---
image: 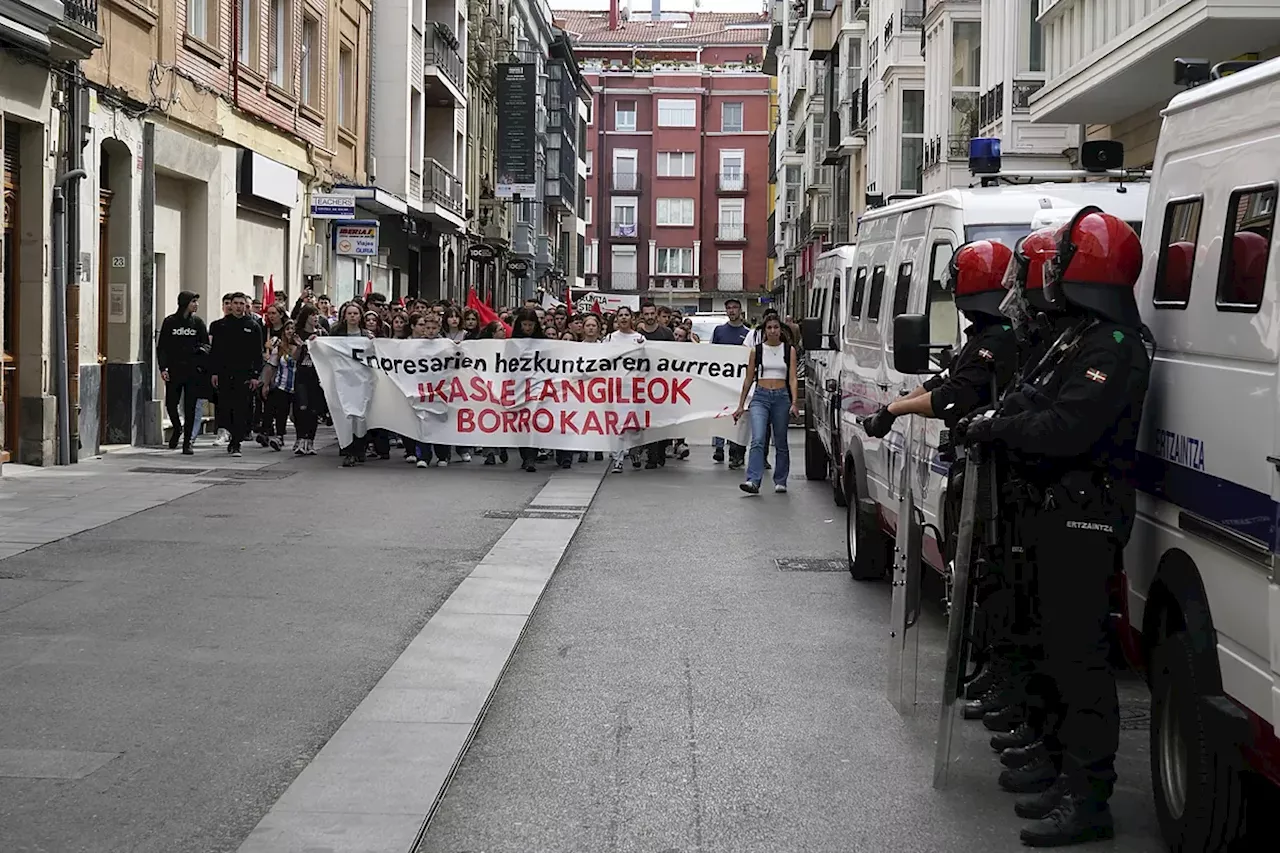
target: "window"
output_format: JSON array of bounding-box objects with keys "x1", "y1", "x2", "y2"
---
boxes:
[
  {"x1": 849, "y1": 266, "x2": 868, "y2": 318},
  {"x1": 338, "y1": 44, "x2": 354, "y2": 129},
  {"x1": 892, "y1": 262, "x2": 914, "y2": 318},
  {"x1": 1153, "y1": 198, "x2": 1202, "y2": 309},
  {"x1": 900, "y1": 90, "x2": 924, "y2": 194},
  {"x1": 926, "y1": 243, "x2": 958, "y2": 350},
  {"x1": 719, "y1": 149, "x2": 744, "y2": 190},
  {"x1": 656, "y1": 247, "x2": 694, "y2": 275},
  {"x1": 585, "y1": 196, "x2": 592, "y2": 224},
  {"x1": 657, "y1": 152, "x2": 695, "y2": 178},
  {"x1": 719, "y1": 198, "x2": 744, "y2": 240},
  {"x1": 867, "y1": 265, "x2": 887, "y2": 320},
  {"x1": 1025, "y1": 0, "x2": 1044, "y2": 73},
  {"x1": 657, "y1": 99, "x2": 696, "y2": 127},
  {"x1": 187, "y1": 0, "x2": 211, "y2": 41},
  {"x1": 1217, "y1": 185, "x2": 1276, "y2": 313},
  {"x1": 656, "y1": 198, "x2": 695, "y2": 226},
  {"x1": 718, "y1": 250, "x2": 744, "y2": 290},
  {"x1": 721, "y1": 102, "x2": 744, "y2": 132},
  {"x1": 268, "y1": 0, "x2": 290, "y2": 89},
  {"x1": 825, "y1": 276, "x2": 841, "y2": 340},
  {"x1": 238, "y1": 0, "x2": 258, "y2": 65},
  {"x1": 952, "y1": 21, "x2": 981, "y2": 88},
  {"x1": 615, "y1": 101, "x2": 636, "y2": 131},
  {"x1": 301, "y1": 14, "x2": 320, "y2": 109},
  {"x1": 612, "y1": 245, "x2": 638, "y2": 289},
  {"x1": 585, "y1": 150, "x2": 593, "y2": 175}
]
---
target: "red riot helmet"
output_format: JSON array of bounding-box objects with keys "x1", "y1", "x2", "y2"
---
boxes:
[
  {"x1": 1001, "y1": 227, "x2": 1059, "y2": 313},
  {"x1": 1043, "y1": 206, "x2": 1143, "y2": 325},
  {"x1": 947, "y1": 240, "x2": 1014, "y2": 319}
]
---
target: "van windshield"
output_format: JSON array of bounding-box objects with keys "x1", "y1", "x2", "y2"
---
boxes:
[{"x1": 965, "y1": 224, "x2": 1029, "y2": 248}]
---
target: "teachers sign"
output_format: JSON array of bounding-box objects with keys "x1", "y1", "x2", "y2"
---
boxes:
[{"x1": 309, "y1": 337, "x2": 752, "y2": 451}]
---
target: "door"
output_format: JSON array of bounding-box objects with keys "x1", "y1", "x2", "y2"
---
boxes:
[
  {"x1": 613, "y1": 149, "x2": 637, "y2": 192},
  {"x1": 97, "y1": 188, "x2": 113, "y2": 444},
  {"x1": 719, "y1": 149, "x2": 744, "y2": 191},
  {"x1": 610, "y1": 245, "x2": 637, "y2": 290},
  {"x1": 2, "y1": 123, "x2": 19, "y2": 463}
]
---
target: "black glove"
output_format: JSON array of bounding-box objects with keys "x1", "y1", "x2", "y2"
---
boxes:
[
  {"x1": 958, "y1": 414, "x2": 996, "y2": 445},
  {"x1": 862, "y1": 406, "x2": 897, "y2": 438}
]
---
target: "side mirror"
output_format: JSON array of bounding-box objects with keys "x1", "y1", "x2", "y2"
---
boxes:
[
  {"x1": 801, "y1": 318, "x2": 828, "y2": 352},
  {"x1": 936, "y1": 345, "x2": 954, "y2": 371},
  {"x1": 892, "y1": 313, "x2": 932, "y2": 374}
]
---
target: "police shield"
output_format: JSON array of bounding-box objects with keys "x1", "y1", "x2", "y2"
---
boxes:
[
  {"x1": 932, "y1": 441, "x2": 987, "y2": 788},
  {"x1": 885, "y1": 421, "x2": 924, "y2": 717}
]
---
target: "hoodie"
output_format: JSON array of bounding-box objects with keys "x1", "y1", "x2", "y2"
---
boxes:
[
  {"x1": 157, "y1": 291, "x2": 210, "y2": 372},
  {"x1": 209, "y1": 312, "x2": 265, "y2": 377}
]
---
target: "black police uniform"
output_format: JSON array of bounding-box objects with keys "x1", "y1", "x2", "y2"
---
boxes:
[
  {"x1": 967, "y1": 314, "x2": 1151, "y2": 810},
  {"x1": 922, "y1": 319, "x2": 1018, "y2": 427}
]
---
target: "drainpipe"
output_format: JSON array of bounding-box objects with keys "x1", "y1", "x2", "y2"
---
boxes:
[
  {"x1": 51, "y1": 167, "x2": 87, "y2": 466},
  {"x1": 65, "y1": 62, "x2": 84, "y2": 462},
  {"x1": 232, "y1": 0, "x2": 241, "y2": 107}
]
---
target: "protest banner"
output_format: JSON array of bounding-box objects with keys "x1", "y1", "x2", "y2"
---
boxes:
[{"x1": 310, "y1": 337, "x2": 755, "y2": 452}]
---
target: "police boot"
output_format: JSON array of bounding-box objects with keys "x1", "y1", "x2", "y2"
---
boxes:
[
  {"x1": 982, "y1": 704, "x2": 1024, "y2": 732},
  {"x1": 963, "y1": 685, "x2": 1010, "y2": 720},
  {"x1": 1000, "y1": 739, "x2": 1047, "y2": 769},
  {"x1": 990, "y1": 721, "x2": 1039, "y2": 752},
  {"x1": 964, "y1": 657, "x2": 1006, "y2": 701},
  {"x1": 1018, "y1": 793, "x2": 1114, "y2": 847},
  {"x1": 1014, "y1": 774, "x2": 1069, "y2": 820},
  {"x1": 998, "y1": 752, "x2": 1057, "y2": 794}
]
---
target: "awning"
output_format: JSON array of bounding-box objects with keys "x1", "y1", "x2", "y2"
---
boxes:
[{"x1": 332, "y1": 184, "x2": 409, "y2": 217}]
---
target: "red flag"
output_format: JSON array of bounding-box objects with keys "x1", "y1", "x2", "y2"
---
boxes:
[
  {"x1": 467, "y1": 288, "x2": 511, "y2": 336},
  {"x1": 591, "y1": 300, "x2": 602, "y2": 315},
  {"x1": 262, "y1": 275, "x2": 275, "y2": 308},
  {"x1": 364, "y1": 280, "x2": 373, "y2": 297},
  {"x1": 399, "y1": 296, "x2": 406, "y2": 308},
  {"x1": 484, "y1": 292, "x2": 496, "y2": 312}
]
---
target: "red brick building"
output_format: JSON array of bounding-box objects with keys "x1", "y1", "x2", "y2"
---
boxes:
[{"x1": 554, "y1": 5, "x2": 772, "y2": 314}]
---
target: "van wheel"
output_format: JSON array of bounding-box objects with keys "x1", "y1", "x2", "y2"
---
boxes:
[
  {"x1": 847, "y1": 493, "x2": 890, "y2": 581},
  {"x1": 1149, "y1": 631, "x2": 1248, "y2": 852},
  {"x1": 804, "y1": 406, "x2": 829, "y2": 481}
]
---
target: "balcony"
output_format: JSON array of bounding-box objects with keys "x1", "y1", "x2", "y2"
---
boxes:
[
  {"x1": 610, "y1": 222, "x2": 639, "y2": 241},
  {"x1": 769, "y1": 130, "x2": 779, "y2": 183},
  {"x1": 648, "y1": 275, "x2": 701, "y2": 292},
  {"x1": 823, "y1": 102, "x2": 843, "y2": 165},
  {"x1": 421, "y1": 159, "x2": 464, "y2": 230},
  {"x1": 808, "y1": 0, "x2": 838, "y2": 60},
  {"x1": 513, "y1": 221, "x2": 535, "y2": 256},
  {"x1": 716, "y1": 223, "x2": 747, "y2": 243},
  {"x1": 1030, "y1": 0, "x2": 1280, "y2": 126},
  {"x1": 611, "y1": 172, "x2": 642, "y2": 193},
  {"x1": 536, "y1": 235, "x2": 552, "y2": 267},
  {"x1": 900, "y1": 3, "x2": 924, "y2": 31},
  {"x1": 807, "y1": 163, "x2": 831, "y2": 192},
  {"x1": 424, "y1": 24, "x2": 465, "y2": 105},
  {"x1": 609, "y1": 272, "x2": 639, "y2": 291},
  {"x1": 18, "y1": 0, "x2": 104, "y2": 60},
  {"x1": 715, "y1": 273, "x2": 746, "y2": 291},
  {"x1": 767, "y1": 210, "x2": 778, "y2": 259},
  {"x1": 1012, "y1": 79, "x2": 1045, "y2": 111},
  {"x1": 717, "y1": 172, "x2": 748, "y2": 194},
  {"x1": 978, "y1": 82, "x2": 1004, "y2": 130},
  {"x1": 853, "y1": 0, "x2": 868, "y2": 21}
]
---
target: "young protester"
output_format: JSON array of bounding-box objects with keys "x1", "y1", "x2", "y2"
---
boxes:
[
  {"x1": 604, "y1": 306, "x2": 646, "y2": 473},
  {"x1": 711, "y1": 298, "x2": 751, "y2": 467},
  {"x1": 209, "y1": 293, "x2": 264, "y2": 458},
  {"x1": 733, "y1": 315, "x2": 798, "y2": 495},
  {"x1": 290, "y1": 305, "x2": 324, "y2": 455},
  {"x1": 329, "y1": 302, "x2": 375, "y2": 467},
  {"x1": 509, "y1": 308, "x2": 545, "y2": 472},
  {"x1": 157, "y1": 290, "x2": 209, "y2": 454},
  {"x1": 477, "y1": 320, "x2": 510, "y2": 466},
  {"x1": 442, "y1": 307, "x2": 467, "y2": 342},
  {"x1": 258, "y1": 319, "x2": 297, "y2": 451},
  {"x1": 461, "y1": 308, "x2": 482, "y2": 340}
]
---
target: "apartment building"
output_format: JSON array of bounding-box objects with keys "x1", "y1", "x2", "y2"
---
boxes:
[
  {"x1": 556, "y1": 1, "x2": 772, "y2": 315},
  {"x1": 1028, "y1": 0, "x2": 1280, "y2": 167}
]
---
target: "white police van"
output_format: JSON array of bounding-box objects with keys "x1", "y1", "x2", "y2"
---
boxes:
[
  {"x1": 801, "y1": 174, "x2": 1148, "y2": 582},
  {"x1": 1123, "y1": 57, "x2": 1280, "y2": 850}
]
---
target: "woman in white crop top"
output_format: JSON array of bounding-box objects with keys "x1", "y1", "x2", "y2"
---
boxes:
[{"x1": 732, "y1": 316, "x2": 798, "y2": 494}]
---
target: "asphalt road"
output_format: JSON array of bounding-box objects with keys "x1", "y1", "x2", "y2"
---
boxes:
[
  {"x1": 0, "y1": 446, "x2": 557, "y2": 853},
  {"x1": 416, "y1": 440, "x2": 1167, "y2": 853}
]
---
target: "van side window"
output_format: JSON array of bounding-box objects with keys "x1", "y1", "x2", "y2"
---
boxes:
[
  {"x1": 850, "y1": 267, "x2": 868, "y2": 318},
  {"x1": 867, "y1": 266, "x2": 887, "y2": 321},
  {"x1": 826, "y1": 275, "x2": 841, "y2": 340},
  {"x1": 1153, "y1": 198, "x2": 1202, "y2": 309},
  {"x1": 1217, "y1": 184, "x2": 1276, "y2": 313},
  {"x1": 891, "y1": 262, "x2": 913, "y2": 317}
]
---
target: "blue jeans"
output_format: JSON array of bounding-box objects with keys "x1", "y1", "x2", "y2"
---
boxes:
[{"x1": 746, "y1": 388, "x2": 791, "y2": 486}]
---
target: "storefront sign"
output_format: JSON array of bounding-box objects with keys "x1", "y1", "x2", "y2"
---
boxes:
[
  {"x1": 569, "y1": 289, "x2": 641, "y2": 313},
  {"x1": 506, "y1": 259, "x2": 531, "y2": 276},
  {"x1": 310, "y1": 193, "x2": 357, "y2": 220},
  {"x1": 467, "y1": 244, "x2": 498, "y2": 263},
  {"x1": 334, "y1": 223, "x2": 379, "y2": 256},
  {"x1": 496, "y1": 63, "x2": 538, "y2": 198}
]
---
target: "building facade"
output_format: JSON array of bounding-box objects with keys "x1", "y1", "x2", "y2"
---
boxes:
[{"x1": 556, "y1": 2, "x2": 772, "y2": 315}]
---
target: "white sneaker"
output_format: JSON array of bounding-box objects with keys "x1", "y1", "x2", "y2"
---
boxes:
[
  {"x1": 213, "y1": 429, "x2": 229, "y2": 446},
  {"x1": 460, "y1": 451, "x2": 472, "y2": 462},
  {"x1": 436, "y1": 459, "x2": 448, "y2": 468},
  {"x1": 774, "y1": 484, "x2": 787, "y2": 494},
  {"x1": 416, "y1": 459, "x2": 429, "y2": 469},
  {"x1": 612, "y1": 460, "x2": 623, "y2": 473},
  {"x1": 292, "y1": 439, "x2": 300, "y2": 454},
  {"x1": 303, "y1": 439, "x2": 317, "y2": 456},
  {"x1": 404, "y1": 453, "x2": 416, "y2": 463}
]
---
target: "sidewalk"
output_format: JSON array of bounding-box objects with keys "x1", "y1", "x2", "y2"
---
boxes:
[
  {"x1": 414, "y1": 444, "x2": 1166, "y2": 853},
  {"x1": 0, "y1": 434, "x2": 329, "y2": 562}
]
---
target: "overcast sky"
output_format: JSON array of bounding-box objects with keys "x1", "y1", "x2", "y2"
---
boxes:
[{"x1": 552, "y1": 0, "x2": 768, "y2": 13}]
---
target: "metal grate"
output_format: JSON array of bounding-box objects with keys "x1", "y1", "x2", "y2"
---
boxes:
[
  {"x1": 527, "y1": 505, "x2": 590, "y2": 512},
  {"x1": 484, "y1": 509, "x2": 584, "y2": 520},
  {"x1": 211, "y1": 469, "x2": 295, "y2": 480},
  {"x1": 775, "y1": 558, "x2": 849, "y2": 573},
  {"x1": 130, "y1": 466, "x2": 209, "y2": 475}
]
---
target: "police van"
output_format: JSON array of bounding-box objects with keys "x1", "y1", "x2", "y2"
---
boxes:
[
  {"x1": 1122, "y1": 57, "x2": 1280, "y2": 850},
  {"x1": 801, "y1": 178, "x2": 1148, "y2": 582}
]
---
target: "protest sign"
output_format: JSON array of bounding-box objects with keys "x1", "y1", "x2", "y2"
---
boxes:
[{"x1": 310, "y1": 337, "x2": 755, "y2": 451}]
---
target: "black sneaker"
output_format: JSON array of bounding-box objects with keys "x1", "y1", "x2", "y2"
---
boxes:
[
  {"x1": 168, "y1": 429, "x2": 181, "y2": 450},
  {"x1": 644, "y1": 461, "x2": 658, "y2": 470},
  {"x1": 341, "y1": 455, "x2": 356, "y2": 468},
  {"x1": 594, "y1": 451, "x2": 603, "y2": 461},
  {"x1": 631, "y1": 455, "x2": 642, "y2": 469},
  {"x1": 998, "y1": 753, "x2": 1058, "y2": 794},
  {"x1": 739, "y1": 481, "x2": 761, "y2": 495},
  {"x1": 713, "y1": 447, "x2": 725, "y2": 463},
  {"x1": 577, "y1": 452, "x2": 588, "y2": 463},
  {"x1": 524, "y1": 463, "x2": 537, "y2": 472},
  {"x1": 1018, "y1": 794, "x2": 1114, "y2": 847},
  {"x1": 560, "y1": 459, "x2": 572, "y2": 469},
  {"x1": 484, "y1": 454, "x2": 496, "y2": 466},
  {"x1": 728, "y1": 456, "x2": 744, "y2": 470},
  {"x1": 181, "y1": 444, "x2": 194, "y2": 456},
  {"x1": 230, "y1": 446, "x2": 243, "y2": 458},
  {"x1": 499, "y1": 449, "x2": 509, "y2": 463}
]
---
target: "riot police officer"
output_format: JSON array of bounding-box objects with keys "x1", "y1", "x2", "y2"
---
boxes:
[
  {"x1": 862, "y1": 240, "x2": 1019, "y2": 438},
  {"x1": 956, "y1": 209, "x2": 1151, "y2": 847}
]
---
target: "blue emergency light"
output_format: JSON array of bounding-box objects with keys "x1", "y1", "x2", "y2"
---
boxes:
[{"x1": 969, "y1": 137, "x2": 1002, "y2": 175}]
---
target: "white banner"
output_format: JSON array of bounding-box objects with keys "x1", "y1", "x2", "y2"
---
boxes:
[{"x1": 310, "y1": 337, "x2": 754, "y2": 451}]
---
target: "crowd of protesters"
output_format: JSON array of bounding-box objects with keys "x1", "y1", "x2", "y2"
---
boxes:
[{"x1": 156, "y1": 288, "x2": 796, "y2": 486}]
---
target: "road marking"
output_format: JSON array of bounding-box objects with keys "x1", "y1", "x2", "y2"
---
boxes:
[{"x1": 235, "y1": 470, "x2": 606, "y2": 853}]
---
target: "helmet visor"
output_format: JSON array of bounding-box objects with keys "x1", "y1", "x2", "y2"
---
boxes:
[{"x1": 999, "y1": 253, "x2": 1033, "y2": 331}]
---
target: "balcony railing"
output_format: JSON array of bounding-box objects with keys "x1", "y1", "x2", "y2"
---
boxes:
[
  {"x1": 65, "y1": 0, "x2": 99, "y2": 30},
  {"x1": 717, "y1": 223, "x2": 747, "y2": 242},
  {"x1": 717, "y1": 172, "x2": 747, "y2": 193},
  {"x1": 900, "y1": 4, "x2": 924, "y2": 30},
  {"x1": 608, "y1": 272, "x2": 639, "y2": 290},
  {"x1": 425, "y1": 27, "x2": 464, "y2": 93},
  {"x1": 799, "y1": 208, "x2": 811, "y2": 239},
  {"x1": 715, "y1": 273, "x2": 745, "y2": 290},
  {"x1": 611, "y1": 222, "x2": 639, "y2": 239},
  {"x1": 830, "y1": 218, "x2": 850, "y2": 246},
  {"x1": 424, "y1": 158, "x2": 463, "y2": 215},
  {"x1": 611, "y1": 172, "x2": 642, "y2": 192},
  {"x1": 409, "y1": 169, "x2": 423, "y2": 199},
  {"x1": 1012, "y1": 79, "x2": 1045, "y2": 111},
  {"x1": 978, "y1": 82, "x2": 1005, "y2": 128},
  {"x1": 769, "y1": 131, "x2": 779, "y2": 182},
  {"x1": 883, "y1": 15, "x2": 893, "y2": 43},
  {"x1": 923, "y1": 135, "x2": 941, "y2": 170},
  {"x1": 948, "y1": 133, "x2": 970, "y2": 159},
  {"x1": 648, "y1": 274, "x2": 700, "y2": 291},
  {"x1": 767, "y1": 210, "x2": 777, "y2": 258},
  {"x1": 853, "y1": 0, "x2": 868, "y2": 20}
]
